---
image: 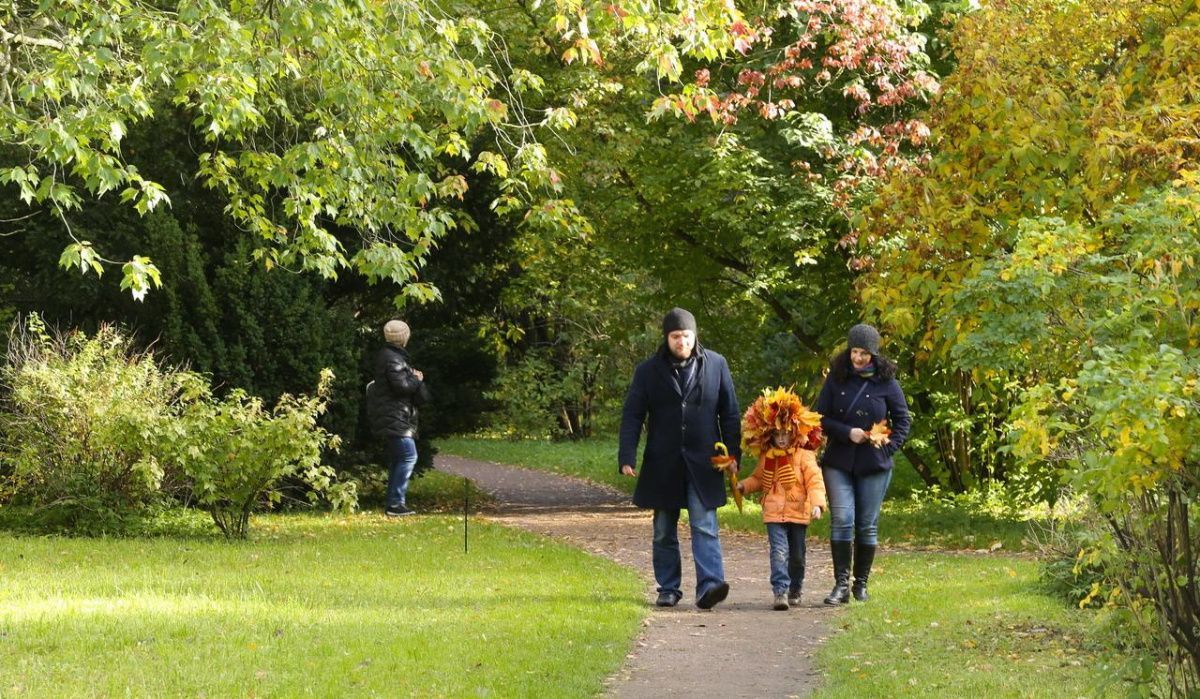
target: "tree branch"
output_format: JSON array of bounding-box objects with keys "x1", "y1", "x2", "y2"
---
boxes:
[
  {"x1": 0, "y1": 27, "x2": 64, "y2": 50},
  {"x1": 616, "y1": 166, "x2": 824, "y2": 354}
]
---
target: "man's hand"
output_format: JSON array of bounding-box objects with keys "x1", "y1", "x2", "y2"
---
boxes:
[
  {"x1": 620, "y1": 465, "x2": 636, "y2": 477},
  {"x1": 849, "y1": 428, "x2": 867, "y2": 444}
]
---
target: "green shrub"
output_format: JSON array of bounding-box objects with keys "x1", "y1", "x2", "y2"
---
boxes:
[
  {"x1": 1033, "y1": 513, "x2": 1111, "y2": 609},
  {"x1": 165, "y1": 369, "x2": 352, "y2": 537},
  {"x1": 0, "y1": 317, "x2": 187, "y2": 528}
]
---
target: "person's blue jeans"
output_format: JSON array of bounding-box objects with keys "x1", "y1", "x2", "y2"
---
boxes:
[
  {"x1": 385, "y1": 436, "x2": 418, "y2": 508},
  {"x1": 767, "y1": 522, "x2": 808, "y2": 595},
  {"x1": 652, "y1": 479, "x2": 725, "y2": 601},
  {"x1": 823, "y1": 467, "x2": 893, "y2": 545}
]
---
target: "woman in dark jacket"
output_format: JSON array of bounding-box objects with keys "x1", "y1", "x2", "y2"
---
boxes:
[
  {"x1": 814, "y1": 324, "x2": 911, "y2": 604},
  {"x1": 366, "y1": 320, "x2": 427, "y2": 516}
]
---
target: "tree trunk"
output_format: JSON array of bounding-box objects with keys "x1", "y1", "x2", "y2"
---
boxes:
[{"x1": 901, "y1": 446, "x2": 938, "y2": 487}]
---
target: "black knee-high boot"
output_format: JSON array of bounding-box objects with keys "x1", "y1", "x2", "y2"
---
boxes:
[
  {"x1": 824, "y1": 540, "x2": 852, "y2": 605},
  {"x1": 852, "y1": 543, "x2": 877, "y2": 602}
]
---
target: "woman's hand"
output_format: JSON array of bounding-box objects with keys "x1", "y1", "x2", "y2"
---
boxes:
[
  {"x1": 849, "y1": 427, "x2": 867, "y2": 444},
  {"x1": 620, "y1": 465, "x2": 636, "y2": 477}
]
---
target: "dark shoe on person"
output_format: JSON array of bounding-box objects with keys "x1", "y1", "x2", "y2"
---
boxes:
[
  {"x1": 824, "y1": 540, "x2": 852, "y2": 605},
  {"x1": 825, "y1": 583, "x2": 850, "y2": 605},
  {"x1": 655, "y1": 591, "x2": 682, "y2": 607},
  {"x1": 773, "y1": 592, "x2": 790, "y2": 611},
  {"x1": 852, "y1": 543, "x2": 877, "y2": 602},
  {"x1": 385, "y1": 504, "x2": 414, "y2": 517},
  {"x1": 696, "y1": 582, "x2": 730, "y2": 610}
]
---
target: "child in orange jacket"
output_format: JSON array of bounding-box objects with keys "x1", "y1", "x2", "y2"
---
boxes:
[{"x1": 736, "y1": 388, "x2": 827, "y2": 610}]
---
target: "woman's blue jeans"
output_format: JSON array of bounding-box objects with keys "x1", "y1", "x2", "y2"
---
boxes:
[
  {"x1": 766, "y1": 522, "x2": 807, "y2": 595},
  {"x1": 823, "y1": 467, "x2": 893, "y2": 545},
  {"x1": 385, "y1": 436, "x2": 418, "y2": 508},
  {"x1": 652, "y1": 479, "x2": 725, "y2": 601}
]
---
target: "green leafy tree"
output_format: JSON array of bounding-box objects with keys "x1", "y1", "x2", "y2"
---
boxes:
[
  {"x1": 858, "y1": 0, "x2": 1200, "y2": 689},
  {"x1": 1001, "y1": 184, "x2": 1199, "y2": 695},
  {"x1": 480, "y1": 216, "x2": 657, "y2": 438},
  {"x1": 0, "y1": 0, "x2": 574, "y2": 297},
  {"x1": 857, "y1": 0, "x2": 1200, "y2": 493},
  {"x1": 547, "y1": 0, "x2": 940, "y2": 354},
  {"x1": 461, "y1": 0, "x2": 942, "y2": 433}
]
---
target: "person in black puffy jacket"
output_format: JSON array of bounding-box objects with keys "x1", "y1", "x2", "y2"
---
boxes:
[
  {"x1": 814, "y1": 323, "x2": 911, "y2": 605},
  {"x1": 366, "y1": 320, "x2": 426, "y2": 516}
]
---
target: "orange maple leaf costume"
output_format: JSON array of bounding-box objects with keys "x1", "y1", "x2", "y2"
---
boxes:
[{"x1": 739, "y1": 388, "x2": 827, "y2": 524}]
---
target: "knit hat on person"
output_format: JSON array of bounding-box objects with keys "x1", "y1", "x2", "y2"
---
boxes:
[
  {"x1": 662, "y1": 307, "x2": 697, "y2": 337},
  {"x1": 384, "y1": 320, "x2": 411, "y2": 348},
  {"x1": 847, "y1": 323, "x2": 881, "y2": 355}
]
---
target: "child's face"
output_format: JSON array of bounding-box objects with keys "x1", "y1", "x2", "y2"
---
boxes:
[{"x1": 772, "y1": 430, "x2": 793, "y2": 448}]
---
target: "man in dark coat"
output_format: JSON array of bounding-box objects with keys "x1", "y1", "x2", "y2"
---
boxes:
[
  {"x1": 618, "y1": 308, "x2": 742, "y2": 609},
  {"x1": 366, "y1": 320, "x2": 427, "y2": 516}
]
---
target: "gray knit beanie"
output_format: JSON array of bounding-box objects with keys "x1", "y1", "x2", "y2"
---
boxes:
[
  {"x1": 662, "y1": 308, "x2": 697, "y2": 336},
  {"x1": 384, "y1": 320, "x2": 411, "y2": 348},
  {"x1": 847, "y1": 323, "x2": 881, "y2": 355}
]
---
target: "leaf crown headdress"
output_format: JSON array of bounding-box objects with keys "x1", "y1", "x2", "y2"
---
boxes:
[{"x1": 741, "y1": 386, "x2": 824, "y2": 457}]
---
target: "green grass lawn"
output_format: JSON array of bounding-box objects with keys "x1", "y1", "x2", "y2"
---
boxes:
[
  {"x1": 0, "y1": 513, "x2": 644, "y2": 697},
  {"x1": 814, "y1": 551, "x2": 1122, "y2": 698}
]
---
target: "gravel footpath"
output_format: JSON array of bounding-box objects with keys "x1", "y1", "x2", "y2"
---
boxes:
[{"x1": 436, "y1": 454, "x2": 835, "y2": 698}]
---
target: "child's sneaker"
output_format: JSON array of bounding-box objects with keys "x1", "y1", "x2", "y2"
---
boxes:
[{"x1": 773, "y1": 592, "x2": 789, "y2": 611}]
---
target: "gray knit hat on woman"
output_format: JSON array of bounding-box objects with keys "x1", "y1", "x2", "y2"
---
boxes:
[{"x1": 847, "y1": 323, "x2": 881, "y2": 355}]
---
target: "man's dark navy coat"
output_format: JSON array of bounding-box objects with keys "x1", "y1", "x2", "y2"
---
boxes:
[{"x1": 618, "y1": 345, "x2": 742, "y2": 510}]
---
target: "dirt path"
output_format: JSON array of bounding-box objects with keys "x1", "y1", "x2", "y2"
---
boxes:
[{"x1": 436, "y1": 454, "x2": 835, "y2": 698}]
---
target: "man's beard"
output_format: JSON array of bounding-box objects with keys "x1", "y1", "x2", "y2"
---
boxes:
[{"x1": 670, "y1": 346, "x2": 693, "y2": 361}]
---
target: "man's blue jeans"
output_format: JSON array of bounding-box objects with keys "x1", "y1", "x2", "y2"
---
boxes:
[
  {"x1": 767, "y1": 522, "x2": 808, "y2": 595},
  {"x1": 652, "y1": 479, "x2": 725, "y2": 601},
  {"x1": 385, "y1": 436, "x2": 418, "y2": 508},
  {"x1": 823, "y1": 467, "x2": 893, "y2": 545}
]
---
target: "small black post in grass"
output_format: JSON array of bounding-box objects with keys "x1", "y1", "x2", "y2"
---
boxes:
[{"x1": 463, "y1": 476, "x2": 469, "y2": 553}]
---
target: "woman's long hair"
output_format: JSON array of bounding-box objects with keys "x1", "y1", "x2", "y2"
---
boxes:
[{"x1": 829, "y1": 347, "x2": 897, "y2": 382}]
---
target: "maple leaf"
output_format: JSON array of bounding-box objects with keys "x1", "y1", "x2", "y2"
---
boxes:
[{"x1": 867, "y1": 420, "x2": 891, "y2": 448}]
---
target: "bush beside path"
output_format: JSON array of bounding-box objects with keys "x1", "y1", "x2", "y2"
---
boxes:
[{"x1": 436, "y1": 454, "x2": 834, "y2": 698}]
